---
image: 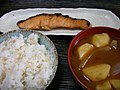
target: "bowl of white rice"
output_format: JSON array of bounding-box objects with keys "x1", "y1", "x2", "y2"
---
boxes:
[{"x1": 0, "y1": 29, "x2": 58, "y2": 90}]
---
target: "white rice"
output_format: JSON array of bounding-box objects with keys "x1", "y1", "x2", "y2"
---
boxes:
[{"x1": 0, "y1": 33, "x2": 54, "y2": 90}]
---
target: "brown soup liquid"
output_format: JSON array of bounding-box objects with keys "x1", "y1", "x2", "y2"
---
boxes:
[{"x1": 71, "y1": 35, "x2": 120, "y2": 89}]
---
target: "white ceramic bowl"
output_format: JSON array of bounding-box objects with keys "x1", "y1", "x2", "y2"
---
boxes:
[{"x1": 0, "y1": 29, "x2": 58, "y2": 90}]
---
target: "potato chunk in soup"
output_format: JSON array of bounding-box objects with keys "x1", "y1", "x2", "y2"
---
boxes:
[
  {"x1": 82, "y1": 64, "x2": 111, "y2": 81},
  {"x1": 95, "y1": 81, "x2": 112, "y2": 90},
  {"x1": 77, "y1": 43, "x2": 94, "y2": 60},
  {"x1": 110, "y1": 79, "x2": 120, "y2": 90},
  {"x1": 92, "y1": 33, "x2": 110, "y2": 47}
]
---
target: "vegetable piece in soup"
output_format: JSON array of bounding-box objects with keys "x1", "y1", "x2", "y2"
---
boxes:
[
  {"x1": 110, "y1": 40, "x2": 117, "y2": 49},
  {"x1": 92, "y1": 33, "x2": 110, "y2": 47},
  {"x1": 110, "y1": 79, "x2": 120, "y2": 90},
  {"x1": 82, "y1": 64, "x2": 111, "y2": 81},
  {"x1": 95, "y1": 80, "x2": 112, "y2": 90},
  {"x1": 77, "y1": 43, "x2": 95, "y2": 60}
]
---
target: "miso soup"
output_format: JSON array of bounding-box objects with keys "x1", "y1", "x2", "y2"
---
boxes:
[{"x1": 71, "y1": 33, "x2": 120, "y2": 90}]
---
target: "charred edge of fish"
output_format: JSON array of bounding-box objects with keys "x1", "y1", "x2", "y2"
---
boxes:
[
  {"x1": 17, "y1": 13, "x2": 64, "y2": 24},
  {"x1": 0, "y1": 31, "x2": 3, "y2": 34},
  {"x1": 84, "y1": 19, "x2": 91, "y2": 26},
  {"x1": 17, "y1": 13, "x2": 91, "y2": 27},
  {"x1": 17, "y1": 13, "x2": 76, "y2": 23}
]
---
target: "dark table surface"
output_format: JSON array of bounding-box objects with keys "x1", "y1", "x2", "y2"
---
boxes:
[{"x1": 0, "y1": 0, "x2": 120, "y2": 90}]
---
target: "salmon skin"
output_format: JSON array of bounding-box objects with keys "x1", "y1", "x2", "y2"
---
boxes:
[{"x1": 17, "y1": 13, "x2": 91, "y2": 30}]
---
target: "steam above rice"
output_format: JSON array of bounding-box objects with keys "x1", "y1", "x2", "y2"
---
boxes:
[{"x1": 0, "y1": 33, "x2": 54, "y2": 90}]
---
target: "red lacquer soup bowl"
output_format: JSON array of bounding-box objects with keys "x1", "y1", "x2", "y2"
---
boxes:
[{"x1": 68, "y1": 26, "x2": 120, "y2": 90}]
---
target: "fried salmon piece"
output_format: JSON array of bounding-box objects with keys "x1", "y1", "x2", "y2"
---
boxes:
[{"x1": 17, "y1": 13, "x2": 91, "y2": 30}]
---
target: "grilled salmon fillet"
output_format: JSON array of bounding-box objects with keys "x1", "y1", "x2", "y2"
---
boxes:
[{"x1": 17, "y1": 13, "x2": 91, "y2": 30}]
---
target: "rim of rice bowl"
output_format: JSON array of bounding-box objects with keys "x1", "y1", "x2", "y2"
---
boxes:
[{"x1": 0, "y1": 30, "x2": 58, "y2": 90}]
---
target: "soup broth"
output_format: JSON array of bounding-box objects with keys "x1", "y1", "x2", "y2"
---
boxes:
[{"x1": 71, "y1": 33, "x2": 120, "y2": 90}]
